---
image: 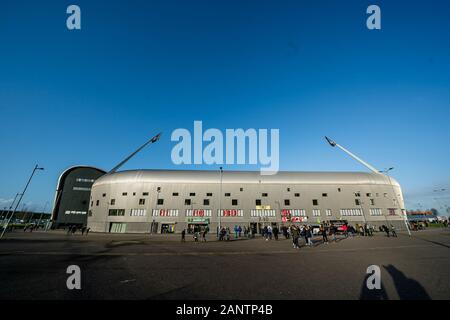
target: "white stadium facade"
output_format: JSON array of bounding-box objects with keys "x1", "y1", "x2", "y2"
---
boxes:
[{"x1": 86, "y1": 169, "x2": 408, "y2": 234}]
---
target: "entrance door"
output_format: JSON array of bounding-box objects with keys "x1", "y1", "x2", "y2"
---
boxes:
[
  {"x1": 150, "y1": 222, "x2": 159, "y2": 234},
  {"x1": 110, "y1": 222, "x2": 126, "y2": 233}
]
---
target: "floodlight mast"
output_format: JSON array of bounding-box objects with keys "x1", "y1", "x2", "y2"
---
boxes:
[
  {"x1": 324, "y1": 137, "x2": 379, "y2": 174},
  {"x1": 108, "y1": 132, "x2": 162, "y2": 174}
]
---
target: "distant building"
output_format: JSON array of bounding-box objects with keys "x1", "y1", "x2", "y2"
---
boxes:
[
  {"x1": 406, "y1": 211, "x2": 437, "y2": 222},
  {"x1": 51, "y1": 166, "x2": 106, "y2": 228}
]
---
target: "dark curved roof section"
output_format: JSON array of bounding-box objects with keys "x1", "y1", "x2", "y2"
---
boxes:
[{"x1": 51, "y1": 165, "x2": 106, "y2": 222}]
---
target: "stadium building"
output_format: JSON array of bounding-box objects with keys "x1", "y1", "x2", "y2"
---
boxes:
[
  {"x1": 52, "y1": 166, "x2": 106, "y2": 228},
  {"x1": 87, "y1": 169, "x2": 407, "y2": 234}
]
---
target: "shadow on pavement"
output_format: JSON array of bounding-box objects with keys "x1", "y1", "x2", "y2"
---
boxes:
[{"x1": 383, "y1": 264, "x2": 431, "y2": 300}]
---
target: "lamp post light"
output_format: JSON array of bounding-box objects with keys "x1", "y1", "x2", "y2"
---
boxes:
[
  {"x1": 379, "y1": 167, "x2": 411, "y2": 237},
  {"x1": 1, "y1": 165, "x2": 44, "y2": 239}
]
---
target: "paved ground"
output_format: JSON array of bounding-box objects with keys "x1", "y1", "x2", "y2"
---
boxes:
[{"x1": 0, "y1": 228, "x2": 449, "y2": 300}]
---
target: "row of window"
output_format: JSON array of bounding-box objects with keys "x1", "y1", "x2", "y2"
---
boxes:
[
  {"x1": 105, "y1": 207, "x2": 397, "y2": 218},
  {"x1": 98, "y1": 198, "x2": 382, "y2": 207},
  {"x1": 99, "y1": 189, "x2": 391, "y2": 199}
]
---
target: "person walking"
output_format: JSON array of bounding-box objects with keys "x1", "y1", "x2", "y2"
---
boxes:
[
  {"x1": 306, "y1": 226, "x2": 313, "y2": 246},
  {"x1": 181, "y1": 229, "x2": 186, "y2": 242},
  {"x1": 390, "y1": 225, "x2": 397, "y2": 237},
  {"x1": 290, "y1": 225, "x2": 300, "y2": 249},
  {"x1": 234, "y1": 225, "x2": 238, "y2": 239},
  {"x1": 320, "y1": 224, "x2": 328, "y2": 244},
  {"x1": 273, "y1": 225, "x2": 279, "y2": 240},
  {"x1": 238, "y1": 225, "x2": 242, "y2": 238},
  {"x1": 267, "y1": 225, "x2": 273, "y2": 240}
]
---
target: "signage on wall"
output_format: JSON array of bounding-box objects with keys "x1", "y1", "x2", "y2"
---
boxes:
[
  {"x1": 291, "y1": 217, "x2": 308, "y2": 223},
  {"x1": 187, "y1": 218, "x2": 210, "y2": 224}
]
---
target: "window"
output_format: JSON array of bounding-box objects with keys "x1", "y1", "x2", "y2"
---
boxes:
[
  {"x1": 90, "y1": 201, "x2": 93, "y2": 207},
  {"x1": 131, "y1": 209, "x2": 147, "y2": 216},
  {"x1": 102, "y1": 193, "x2": 106, "y2": 197},
  {"x1": 312, "y1": 199, "x2": 318, "y2": 206},
  {"x1": 284, "y1": 199, "x2": 290, "y2": 206},
  {"x1": 96, "y1": 200, "x2": 99, "y2": 206},
  {"x1": 206, "y1": 193, "x2": 213, "y2": 197},
  {"x1": 366, "y1": 193, "x2": 372, "y2": 197},
  {"x1": 110, "y1": 199, "x2": 116, "y2": 205},
  {"x1": 355, "y1": 192, "x2": 361, "y2": 197},
  {"x1": 322, "y1": 193, "x2": 328, "y2": 197},
  {"x1": 122, "y1": 192, "x2": 127, "y2": 196},
  {"x1": 326, "y1": 209, "x2": 332, "y2": 216},
  {"x1": 312, "y1": 209, "x2": 321, "y2": 217},
  {"x1": 143, "y1": 192, "x2": 149, "y2": 196},
  {"x1": 384, "y1": 193, "x2": 388, "y2": 197},
  {"x1": 370, "y1": 208, "x2": 382, "y2": 216},
  {"x1": 139, "y1": 199, "x2": 145, "y2": 205},
  {"x1": 225, "y1": 193, "x2": 231, "y2": 197},
  {"x1": 240, "y1": 188, "x2": 244, "y2": 192},
  {"x1": 255, "y1": 199, "x2": 261, "y2": 206},
  {"x1": 190, "y1": 192, "x2": 196, "y2": 196},
  {"x1": 294, "y1": 193, "x2": 300, "y2": 197},
  {"x1": 262, "y1": 193, "x2": 268, "y2": 197},
  {"x1": 232, "y1": 199, "x2": 238, "y2": 206},
  {"x1": 370, "y1": 199, "x2": 375, "y2": 205},
  {"x1": 340, "y1": 209, "x2": 362, "y2": 216},
  {"x1": 338, "y1": 188, "x2": 342, "y2": 192},
  {"x1": 133, "y1": 192, "x2": 136, "y2": 196},
  {"x1": 203, "y1": 199, "x2": 210, "y2": 206},
  {"x1": 108, "y1": 209, "x2": 125, "y2": 216},
  {"x1": 185, "y1": 199, "x2": 191, "y2": 205},
  {"x1": 355, "y1": 199, "x2": 361, "y2": 206},
  {"x1": 250, "y1": 209, "x2": 276, "y2": 217},
  {"x1": 173, "y1": 192, "x2": 179, "y2": 196},
  {"x1": 88, "y1": 210, "x2": 92, "y2": 217},
  {"x1": 186, "y1": 209, "x2": 212, "y2": 217},
  {"x1": 388, "y1": 208, "x2": 397, "y2": 216},
  {"x1": 287, "y1": 188, "x2": 291, "y2": 192},
  {"x1": 290, "y1": 209, "x2": 306, "y2": 217},
  {"x1": 153, "y1": 209, "x2": 179, "y2": 217},
  {"x1": 219, "y1": 209, "x2": 244, "y2": 217},
  {"x1": 157, "y1": 199, "x2": 164, "y2": 205}
]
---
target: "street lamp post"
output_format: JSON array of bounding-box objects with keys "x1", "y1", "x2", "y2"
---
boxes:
[
  {"x1": 1, "y1": 192, "x2": 21, "y2": 226},
  {"x1": 380, "y1": 167, "x2": 411, "y2": 237},
  {"x1": 1, "y1": 165, "x2": 44, "y2": 239},
  {"x1": 218, "y1": 167, "x2": 223, "y2": 235}
]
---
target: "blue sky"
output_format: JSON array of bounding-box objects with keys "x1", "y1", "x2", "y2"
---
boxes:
[{"x1": 1, "y1": 0, "x2": 449, "y2": 214}]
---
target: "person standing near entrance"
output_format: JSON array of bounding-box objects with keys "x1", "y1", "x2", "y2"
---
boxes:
[{"x1": 181, "y1": 229, "x2": 186, "y2": 242}]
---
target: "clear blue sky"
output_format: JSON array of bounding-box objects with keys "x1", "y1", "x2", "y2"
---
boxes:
[{"x1": 1, "y1": 0, "x2": 449, "y2": 214}]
